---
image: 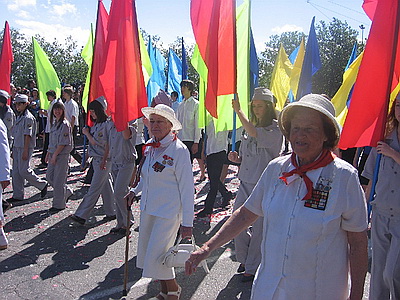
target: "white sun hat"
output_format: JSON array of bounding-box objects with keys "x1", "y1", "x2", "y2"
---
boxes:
[{"x1": 142, "y1": 104, "x2": 182, "y2": 131}]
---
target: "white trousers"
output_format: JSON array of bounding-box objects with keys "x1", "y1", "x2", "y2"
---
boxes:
[
  {"x1": 137, "y1": 211, "x2": 180, "y2": 280},
  {"x1": 370, "y1": 210, "x2": 400, "y2": 300},
  {"x1": 12, "y1": 147, "x2": 47, "y2": 199},
  {"x1": 111, "y1": 162, "x2": 135, "y2": 228},
  {"x1": 233, "y1": 180, "x2": 263, "y2": 275},
  {"x1": 46, "y1": 153, "x2": 70, "y2": 209},
  {"x1": 74, "y1": 157, "x2": 115, "y2": 220}
]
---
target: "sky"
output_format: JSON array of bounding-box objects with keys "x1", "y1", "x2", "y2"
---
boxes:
[{"x1": 0, "y1": 0, "x2": 372, "y2": 52}]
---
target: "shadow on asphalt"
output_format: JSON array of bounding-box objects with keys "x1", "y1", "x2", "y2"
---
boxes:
[{"x1": 0, "y1": 215, "x2": 124, "y2": 280}]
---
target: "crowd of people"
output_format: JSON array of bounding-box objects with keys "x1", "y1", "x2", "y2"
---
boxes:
[{"x1": 0, "y1": 78, "x2": 399, "y2": 299}]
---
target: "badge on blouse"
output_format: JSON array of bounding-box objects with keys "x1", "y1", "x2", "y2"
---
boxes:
[
  {"x1": 152, "y1": 161, "x2": 165, "y2": 172},
  {"x1": 162, "y1": 154, "x2": 174, "y2": 166},
  {"x1": 304, "y1": 177, "x2": 332, "y2": 211},
  {"x1": 27, "y1": 123, "x2": 32, "y2": 128},
  {"x1": 98, "y1": 132, "x2": 103, "y2": 137}
]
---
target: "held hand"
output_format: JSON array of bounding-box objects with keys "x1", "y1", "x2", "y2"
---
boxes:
[
  {"x1": 191, "y1": 143, "x2": 199, "y2": 155},
  {"x1": 100, "y1": 159, "x2": 107, "y2": 170},
  {"x1": 124, "y1": 191, "x2": 137, "y2": 206},
  {"x1": 1, "y1": 180, "x2": 10, "y2": 190},
  {"x1": 377, "y1": 141, "x2": 397, "y2": 158},
  {"x1": 180, "y1": 226, "x2": 193, "y2": 239},
  {"x1": 227, "y1": 151, "x2": 240, "y2": 163},
  {"x1": 22, "y1": 149, "x2": 28, "y2": 161},
  {"x1": 82, "y1": 127, "x2": 90, "y2": 136},
  {"x1": 185, "y1": 245, "x2": 211, "y2": 276},
  {"x1": 231, "y1": 98, "x2": 241, "y2": 113}
]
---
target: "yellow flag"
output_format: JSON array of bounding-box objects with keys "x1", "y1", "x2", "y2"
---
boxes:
[
  {"x1": 290, "y1": 38, "x2": 305, "y2": 99},
  {"x1": 270, "y1": 44, "x2": 293, "y2": 111},
  {"x1": 332, "y1": 51, "x2": 364, "y2": 126}
]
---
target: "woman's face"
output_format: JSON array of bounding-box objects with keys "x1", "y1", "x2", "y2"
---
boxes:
[
  {"x1": 395, "y1": 99, "x2": 400, "y2": 123},
  {"x1": 289, "y1": 107, "x2": 327, "y2": 165},
  {"x1": 251, "y1": 100, "x2": 268, "y2": 121},
  {"x1": 149, "y1": 114, "x2": 173, "y2": 141},
  {"x1": 89, "y1": 109, "x2": 97, "y2": 121},
  {"x1": 53, "y1": 107, "x2": 63, "y2": 120}
]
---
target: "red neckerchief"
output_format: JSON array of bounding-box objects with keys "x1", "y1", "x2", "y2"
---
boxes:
[{"x1": 279, "y1": 149, "x2": 336, "y2": 200}]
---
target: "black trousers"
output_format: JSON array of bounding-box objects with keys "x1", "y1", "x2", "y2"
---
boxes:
[
  {"x1": 203, "y1": 150, "x2": 230, "y2": 213},
  {"x1": 40, "y1": 132, "x2": 49, "y2": 164},
  {"x1": 70, "y1": 126, "x2": 82, "y2": 164}
]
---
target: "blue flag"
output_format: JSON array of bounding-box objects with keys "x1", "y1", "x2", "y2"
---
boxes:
[
  {"x1": 167, "y1": 48, "x2": 182, "y2": 99},
  {"x1": 147, "y1": 35, "x2": 166, "y2": 105},
  {"x1": 182, "y1": 38, "x2": 188, "y2": 80},
  {"x1": 288, "y1": 45, "x2": 300, "y2": 103},
  {"x1": 296, "y1": 17, "x2": 321, "y2": 100},
  {"x1": 249, "y1": 29, "x2": 259, "y2": 99}
]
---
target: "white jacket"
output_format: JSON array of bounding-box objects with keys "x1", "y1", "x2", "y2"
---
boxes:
[{"x1": 133, "y1": 133, "x2": 194, "y2": 227}]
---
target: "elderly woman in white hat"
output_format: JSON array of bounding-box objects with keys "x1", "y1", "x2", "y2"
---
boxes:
[
  {"x1": 125, "y1": 104, "x2": 194, "y2": 300},
  {"x1": 186, "y1": 94, "x2": 368, "y2": 300}
]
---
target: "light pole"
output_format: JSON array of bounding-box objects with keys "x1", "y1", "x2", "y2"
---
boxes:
[{"x1": 359, "y1": 24, "x2": 365, "y2": 46}]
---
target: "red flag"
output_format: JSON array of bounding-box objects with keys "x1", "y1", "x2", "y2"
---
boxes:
[
  {"x1": 99, "y1": 0, "x2": 147, "y2": 131},
  {"x1": 0, "y1": 21, "x2": 14, "y2": 104},
  {"x1": 190, "y1": 0, "x2": 236, "y2": 118},
  {"x1": 339, "y1": 0, "x2": 400, "y2": 149},
  {"x1": 363, "y1": 0, "x2": 378, "y2": 20},
  {"x1": 88, "y1": 0, "x2": 109, "y2": 125}
]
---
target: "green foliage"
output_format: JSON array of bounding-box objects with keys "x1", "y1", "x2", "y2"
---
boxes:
[
  {"x1": 6, "y1": 28, "x2": 87, "y2": 89},
  {"x1": 313, "y1": 18, "x2": 359, "y2": 97}
]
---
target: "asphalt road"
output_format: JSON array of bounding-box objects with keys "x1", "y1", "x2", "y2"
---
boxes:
[{"x1": 0, "y1": 146, "x2": 371, "y2": 299}]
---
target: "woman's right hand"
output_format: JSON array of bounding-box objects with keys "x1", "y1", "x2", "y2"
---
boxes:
[
  {"x1": 227, "y1": 151, "x2": 241, "y2": 163},
  {"x1": 82, "y1": 127, "x2": 90, "y2": 136},
  {"x1": 231, "y1": 98, "x2": 241, "y2": 113},
  {"x1": 185, "y1": 245, "x2": 211, "y2": 276}
]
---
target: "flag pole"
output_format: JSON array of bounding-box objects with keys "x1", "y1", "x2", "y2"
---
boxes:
[{"x1": 368, "y1": 1, "x2": 400, "y2": 221}]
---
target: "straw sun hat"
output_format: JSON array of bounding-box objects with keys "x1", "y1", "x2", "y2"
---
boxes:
[{"x1": 142, "y1": 104, "x2": 182, "y2": 131}]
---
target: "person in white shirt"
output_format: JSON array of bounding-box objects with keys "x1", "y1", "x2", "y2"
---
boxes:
[
  {"x1": 63, "y1": 86, "x2": 82, "y2": 164},
  {"x1": 125, "y1": 104, "x2": 194, "y2": 300},
  {"x1": 186, "y1": 94, "x2": 368, "y2": 300},
  {"x1": 196, "y1": 119, "x2": 233, "y2": 218},
  {"x1": 38, "y1": 90, "x2": 58, "y2": 168},
  {"x1": 0, "y1": 118, "x2": 11, "y2": 250}
]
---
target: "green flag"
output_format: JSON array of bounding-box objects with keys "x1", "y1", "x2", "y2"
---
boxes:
[
  {"x1": 191, "y1": 0, "x2": 250, "y2": 132},
  {"x1": 32, "y1": 37, "x2": 61, "y2": 110},
  {"x1": 139, "y1": 29, "x2": 153, "y2": 86},
  {"x1": 81, "y1": 25, "x2": 94, "y2": 111}
]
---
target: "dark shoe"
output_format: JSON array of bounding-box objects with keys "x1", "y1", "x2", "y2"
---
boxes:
[
  {"x1": 36, "y1": 163, "x2": 48, "y2": 169},
  {"x1": 103, "y1": 215, "x2": 116, "y2": 222},
  {"x1": 8, "y1": 197, "x2": 23, "y2": 202},
  {"x1": 196, "y1": 209, "x2": 211, "y2": 218},
  {"x1": 0, "y1": 244, "x2": 7, "y2": 250},
  {"x1": 2, "y1": 200, "x2": 12, "y2": 212},
  {"x1": 221, "y1": 191, "x2": 235, "y2": 208},
  {"x1": 40, "y1": 183, "x2": 48, "y2": 198},
  {"x1": 237, "y1": 264, "x2": 245, "y2": 273},
  {"x1": 133, "y1": 226, "x2": 140, "y2": 232},
  {"x1": 196, "y1": 176, "x2": 206, "y2": 182},
  {"x1": 241, "y1": 274, "x2": 255, "y2": 282},
  {"x1": 110, "y1": 227, "x2": 122, "y2": 233},
  {"x1": 49, "y1": 207, "x2": 64, "y2": 213},
  {"x1": 69, "y1": 214, "x2": 86, "y2": 225}
]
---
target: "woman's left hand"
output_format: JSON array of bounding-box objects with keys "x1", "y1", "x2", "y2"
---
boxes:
[
  {"x1": 180, "y1": 225, "x2": 193, "y2": 239},
  {"x1": 377, "y1": 141, "x2": 396, "y2": 158}
]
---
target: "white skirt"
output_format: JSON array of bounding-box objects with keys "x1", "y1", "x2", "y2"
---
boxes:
[{"x1": 137, "y1": 211, "x2": 181, "y2": 280}]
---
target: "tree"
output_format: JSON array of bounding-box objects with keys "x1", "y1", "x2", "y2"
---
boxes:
[{"x1": 313, "y1": 18, "x2": 359, "y2": 97}]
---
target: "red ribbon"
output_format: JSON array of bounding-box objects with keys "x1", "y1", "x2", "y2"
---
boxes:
[{"x1": 279, "y1": 149, "x2": 336, "y2": 200}]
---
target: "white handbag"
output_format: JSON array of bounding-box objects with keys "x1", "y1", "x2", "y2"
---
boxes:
[{"x1": 162, "y1": 236, "x2": 209, "y2": 273}]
